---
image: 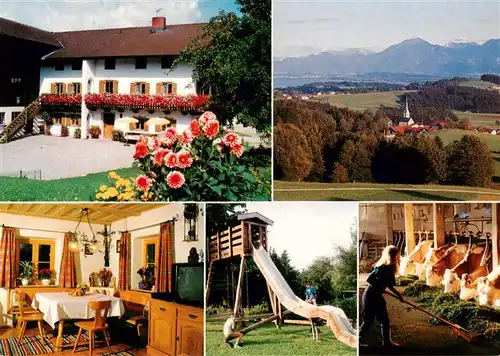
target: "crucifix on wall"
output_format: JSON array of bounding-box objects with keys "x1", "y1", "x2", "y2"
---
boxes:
[{"x1": 97, "y1": 224, "x2": 116, "y2": 267}]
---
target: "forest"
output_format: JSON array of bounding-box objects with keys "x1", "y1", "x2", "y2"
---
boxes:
[
  {"x1": 274, "y1": 99, "x2": 495, "y2": 187},
  {"x1": 481, "y1": 74, "x2": 500, "y2": 85},
  {"x1": 205, "y1": 204, "x2": 357, "y2": 321}
]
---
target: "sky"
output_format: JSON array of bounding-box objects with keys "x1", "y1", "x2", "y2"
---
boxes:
[
  {"x1": 274, "y1": 0, "x2": 500, "y2": 58},
  {"x1": 0, "y1": 0, "x2": 239, "y2": 32},
  {"x1": 246, "y1": 202, "x2": 357, "y2": 270}
]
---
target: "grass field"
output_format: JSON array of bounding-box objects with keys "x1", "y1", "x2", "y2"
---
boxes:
[
  {"x1": 0, "y1": 167, "x2": 141, "y2": 201},
  {"x1": 314, "y1": 90, "x2": 413, "y2": 112},
  {"x1": 274, "y1": 181, "x2": 500, "y2": 201},
  {"x1": 206, "y1": 319, "x2": 355, "y2": 356},
  {"x1": 459, "y1": 80, "x2": 498, "y2": 89},
  {"x1": 454, "y1": 111, "x2": 500, "y2": 128}
]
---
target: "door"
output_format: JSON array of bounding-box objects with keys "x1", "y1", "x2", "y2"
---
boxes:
[
  {"x1": 102, "y1": 113, "x2": 115, "y2": 139},
  {"x1": 176, "y1": 318, "x2": 203, "y2": 356},
  {"x1": 149, "y1": 300, "x2": 177, "y2": 355}
]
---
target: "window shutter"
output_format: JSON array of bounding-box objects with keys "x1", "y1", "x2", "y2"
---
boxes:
[
  {"x1": 129, "y1": 122, "x2": 135, "y2": 131},
  {"x1": 113, "y1": 80, "x2": 118, "y2": 94},
  {"x1": 66, "y1": 83, "x2": 72, "y2": 94},
  {"x1": 156, "y1": 83, "x2": 162, "y2": 95},
  {"x1": 51, "y1": 83, "x2": 56, "y2": 94},
  {"x1": 145, "y1": 83, "x2": 150, "y2": 95},
  {"x1": 145, "y1": 124, "x2": 149, "y2": 132},
  {"x1": 130, "y1": 82, "x2": 135, "y2": 94},
  {"x1": 99, "y1": 80, "x2": 105, "y2": 94},
  {"x1": 172, "y1": 83, "x2": 177, "y2": 95}
]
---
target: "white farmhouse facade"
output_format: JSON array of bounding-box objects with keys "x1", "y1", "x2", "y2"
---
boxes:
[{"x1": 0, "y1": 16, "x2": 209, "y2": 142}]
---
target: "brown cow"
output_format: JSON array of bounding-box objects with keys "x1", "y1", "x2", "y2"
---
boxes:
[
  {"x1": 442, "y1": 244, "x2": 486, "y2": 293},
  {"x1": 476, "y1": 264, "x2": 500, "y2": 307},
  {"x1": 425, "y1": 244, "x2": 468, "y2": 286}
]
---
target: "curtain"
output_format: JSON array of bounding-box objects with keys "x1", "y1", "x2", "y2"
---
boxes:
[
  {"x1": 118, "y1": 231, "x2": 131, "y2": 290},
  {"x1": 0, "y1": 227, "x2": 18, "y2": 288},
  {"x1": 155, "y1": 221, "x2": 174, "y2": 293},
  {"x1": 59, "y1": 232, "x2": 77, "y2": 287}
]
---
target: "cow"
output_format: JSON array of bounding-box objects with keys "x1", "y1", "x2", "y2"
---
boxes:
[
  {"x1": 399, "y1": 240, "x2": 433, "y2": 277},
  {"x1": 476, "y1": 264, "x2": 500, "y2": 308},
  {"x1": 442, "y1": 244, "x2": 486, "y2": 293},
  {"x1": 425, "y1": 244, "x2": 468, "y2": 286},
  {"x1": 459, "y1": 263, "x2": 489, "y2": 301}
]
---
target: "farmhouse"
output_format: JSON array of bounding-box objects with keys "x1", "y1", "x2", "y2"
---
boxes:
[{"x1": 0, "y1": 16, "x2": 208, "y2": 143}]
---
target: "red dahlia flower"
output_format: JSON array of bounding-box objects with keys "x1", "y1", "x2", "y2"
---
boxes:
[
  {"x1": 166, "y1": 171, "x2": 185, "y2": 189},
  {"x1": 203, "y1": 120, "x2": 219, "y2": 138},
  {"x1": 182, "y1": 129, "x2": 194, "y2": 144},
  {"x1": 134, "y1": 143, "x2": 149, "y2": 159},
  {"x1": 230, "y1": 143, "x2": 244, "y2": 158},
  {"x1": 152, "y1": 149, "x2": 170, "y2": 166},
  {"x1": 222, "y1": 132, "x2": 240, "y2": 147},
  {"x1": 135, "y1": 175, "x2": 153, "y2": 191},
  {"x1": 177, "y1": 150, "x2": 193, "y2": 169},
  {"x1": 189, "y1": 120, "x2": 201, "y2": 137},
  {"x1": 164, "y1": 152, "x2": 178, "y2": 168}
]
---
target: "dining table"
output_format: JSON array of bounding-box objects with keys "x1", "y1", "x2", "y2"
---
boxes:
[{"x1": 31, "y1": 291, "x2": 125, "y2": 351}]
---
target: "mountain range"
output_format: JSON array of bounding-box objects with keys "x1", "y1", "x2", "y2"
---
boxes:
[{"x1": 275, "y1": 38, "x2": 500, "y2": 77}]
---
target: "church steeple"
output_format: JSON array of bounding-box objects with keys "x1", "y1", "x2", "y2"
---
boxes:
[{"x1": 403, "y1": 94, "x2": 411, "y2": 119}]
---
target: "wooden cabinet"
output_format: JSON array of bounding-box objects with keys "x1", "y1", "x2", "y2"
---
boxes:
[{"x1": 147, "y1": 299, "x2": 203, "y2": 356}]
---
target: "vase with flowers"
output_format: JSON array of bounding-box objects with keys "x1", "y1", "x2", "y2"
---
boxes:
[
  {"x1": 137, "y1": 266, "x2": 155, "y2": 290},
  {"x1": 98, "y1": 268, "x2": 113, "y2": 287},
  {"x1": 38, "y1": 269, "x2": 54, "y2": 286}
]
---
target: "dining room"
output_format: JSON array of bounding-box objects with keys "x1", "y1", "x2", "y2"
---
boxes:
[{"x1": 0, "y1": 203, "x2": 205, "y2": 355}]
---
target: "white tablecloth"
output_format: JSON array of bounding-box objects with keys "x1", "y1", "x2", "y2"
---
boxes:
[{"x1": 32, "y1": 292, "x2": 125, "y2": 328}]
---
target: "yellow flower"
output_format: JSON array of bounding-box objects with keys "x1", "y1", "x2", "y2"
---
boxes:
[
  {"x1": 96, "y1": 193, "x2": 103, "y2": 199},
  {"x1": 99, "y1": 185, "x2": 107, "y2": 192},
  {"x1": 108, "y1": 171, "x2": 117, "y2": 179},
  {"x1": 123, "y1": 192, "x2": 135, "y2": 200},
  {"x1": 106, "y1": 187, "x2": 119, "y2": 198}
]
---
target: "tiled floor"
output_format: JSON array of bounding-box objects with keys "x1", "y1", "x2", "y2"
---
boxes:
[{"x1": 0, "y1": 325, "x2": 147, "y2": 355}]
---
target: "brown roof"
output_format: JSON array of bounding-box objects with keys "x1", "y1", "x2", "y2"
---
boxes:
[
  {"x1": 0, "y1": 17, "x2": 61, "y2": 47},
  {"x1": 46, "y1": 23, "x2": 205, "y2": 59}
]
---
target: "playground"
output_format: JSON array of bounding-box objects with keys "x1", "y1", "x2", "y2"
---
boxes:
[{"x1": 205, "y1": 203, "x2": 358, "y2": 355}]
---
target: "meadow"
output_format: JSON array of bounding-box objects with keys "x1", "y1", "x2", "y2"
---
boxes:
[{"x1": 314, "y1": 90, "x2": 412, "y2": 111}]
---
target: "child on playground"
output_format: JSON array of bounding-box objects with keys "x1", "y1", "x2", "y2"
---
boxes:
[
  {"x1": 223, "y1": 313, "x2": 243, "y2": 349},
  {"x1": 360, "y1": 245, "x2": 404, "y2": 348},
  {"x1": 304, "y1": 281, "x2": 317, "y2": 305}
]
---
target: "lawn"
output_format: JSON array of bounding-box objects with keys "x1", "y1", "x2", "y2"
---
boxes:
[
  {"x1": 425, "y1": 129, "x2": 500, "y2": 182},
  {"x1": 313, "y1": 90, "x2": 413, "y2": 112},
  {"x1": 459, "y1": 80, "x2": 497, "y2": 89},
  {"x1": 453, "y1": 111, "x2": 500, "y2": 128},
  {"x1": 206, "y1": 319, "x2": 355, "y2": 356},
  {"x1": 274, "y1": 181, "x2": 500, "y2": 201},
  {"x1": 0, "y1": 167, "x2": 141, "y2": 201}
]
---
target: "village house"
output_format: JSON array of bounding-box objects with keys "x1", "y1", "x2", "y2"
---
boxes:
[{"x1": 0, "y1": 16, "x2": 209, "y2": 143}]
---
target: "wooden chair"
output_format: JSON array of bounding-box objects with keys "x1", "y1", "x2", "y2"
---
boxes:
[
  {"x1": 14, "y1": 290, "x2": 47, "y2": 345},
  {"x1": 73, "y1": 300, "x2": 112, "y2": 355}
]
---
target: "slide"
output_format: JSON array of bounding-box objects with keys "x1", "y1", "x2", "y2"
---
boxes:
[{"x1": 252, "y1": 245, "x2": 357, "y2": 348}]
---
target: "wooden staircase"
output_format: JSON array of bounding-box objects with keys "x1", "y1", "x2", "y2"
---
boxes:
[{"x1": 0, "y1": 97, "x2": 42, "y2": 143}]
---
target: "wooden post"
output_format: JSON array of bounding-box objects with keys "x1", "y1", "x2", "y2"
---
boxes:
[
  {"x1": 492, "y1": 203, "x2": 499, "y2": 269},
  {"x1": 205, "y1": 262, "x2": 214, "y2": 307},
  {"x1": 233, "y1": 256, "x2": 246, "y2": 317},
  {"x1": 226, "y1": 310, "x2": 293, "y2": 340},
  {"x1": 404, "y1": 204, "x2": 415, "y2": 256},
  {"x1": 385, "y1": 204, "x2": 393, "y2": 246},
  {"x1": 433, "y1": 203, "x2": 445, "y2": 248}
]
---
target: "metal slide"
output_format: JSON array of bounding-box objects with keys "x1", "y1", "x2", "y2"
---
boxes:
[{"x1": 252, "y1": 245, "x2": 357, "y2": 348}]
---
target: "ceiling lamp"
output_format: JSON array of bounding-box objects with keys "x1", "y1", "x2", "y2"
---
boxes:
[{"x1": 69, "y1": 208, "x2": 98, "y2": 253}]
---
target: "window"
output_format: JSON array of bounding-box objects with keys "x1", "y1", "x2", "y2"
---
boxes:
[
  {"x1": 0, "y1": 113, "x2": 5, "y2": 124},
  {"x1": 143, "y1": 237, "x2": 159, "y2": 272},
  {"x1": 105, "y1": 81, "x2": 115, "y2": 94},
  {"x1": 161, "y1": 56, "x2": 174, "y2": 69},
  {"x1": 162, "y1": 82, "x2": 174, "y2": 95},
  {"x1": 137, "y1": 117, "x2": 147, "y2": 130},
  {"x1": 135, "y1": 57, "x2": 147, "y2": 69},
  {"x1": 54, "y1": 82, "x2": 65, "y2": 94},
  {"x1": 17, "y1": 238, "x2": 55, "y2": 282},
  {"x1": 55, "y1": 61, "x2": 64, "y2": 71},
  {"x1": 72, "y1": 60, "x2": 82, "y2": 71},
  {"x1": 105, "y1": 58, "x2": 116, "y2": 70},
  {"x1": 135, "y1": 82, "x2": 147, "y2": 94},
  {"x1": 71, "y1": 83, "x2": 81, "y2": 94}
]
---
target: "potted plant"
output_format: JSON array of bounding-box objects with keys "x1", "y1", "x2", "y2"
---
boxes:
[
  {"x1": 98, "y1": 268, "x2": 113, "y2": 287},
  {"x1": 137, "y1": 266, "x2": 155, "y2": 290},
  {"x1": 88, "y1": 125, "x2": 101, "y2": 139},
  {"x1": 38, "y1": 269, "x2": 53, "y2": 286},
  {"x1": 19, "y1": 261, "x2": 33, "y2": 286}
]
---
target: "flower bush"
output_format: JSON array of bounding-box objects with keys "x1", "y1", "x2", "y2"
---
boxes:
[
  {"x1": 112, "y1": 129, "x2": 125, "y2": 142},
  {"x1": 74, "y1": 128, "x2": 81, "y2": 139},
  {"x1": 61, "y1": 125, "x2": 69, "y2": 137},
  {"x1": 38, "y1": 269, "x2": 53, "y2": 280},
  {"x1": 85, "y1": 93, "x2": 208, "y2": 111},
  {"x1": 96, "y1": 171, "x2": 137, "y2": 201},
  {"x1": 41, "y1": 94, "x2": 82, "y2": 107},
  {"x1": 88, "y1": 125, "x2": 101, "y2": 139},
  {"x1": 94, "y1": 111, "x2": 270, "y2": 201}
]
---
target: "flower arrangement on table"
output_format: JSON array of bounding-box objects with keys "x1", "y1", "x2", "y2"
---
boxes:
[
  {"x1": 98, "y1": 268, "x2": 113, "y2": 287},
  {"x1": 70, "y1": 283, "x2": 89, "y2": 297},
  {"x1": 94, "y1": 111, "x2": 269, "y2": 201},
  {"x1": 137, "y1": 266, "x2": 155, "y2": 290}
]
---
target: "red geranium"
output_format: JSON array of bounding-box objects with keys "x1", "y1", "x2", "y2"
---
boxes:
[
  {"x1": 135, "y1": 175, "x2": 153, "y2": 191},
  {"x1": 166, "y1": 171, "x2": 185, "y2": 189}
]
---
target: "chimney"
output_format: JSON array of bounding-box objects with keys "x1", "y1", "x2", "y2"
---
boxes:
[{"x1": 152, "y1": 16, "x2": 167, "y2": 31}]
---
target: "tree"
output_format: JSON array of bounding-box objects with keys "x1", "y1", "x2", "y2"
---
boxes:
[
  {"x1": 301, "y1": 256, "x2": 336, "y2": 303},
  {"x1": 457, "y1": 118, "x2": 472, "y2": 130},
  {"x1": 446, "y1": 135, "x2": 494, "y2": 187},
  {"x1": 270, "y1": 249, "x2": 301, "y2": 296},
  {"x1": 175, "y1": 0, "x2": 271, "y2": 134},
  {"x1": 329, "y1": 221, "x2": 357, "y2": 297},
  {"x1": 332, "y1": 163, "x2": 349, "y2": 183},
  {"x1": 273, "y1": 123, "x2": 313, "y2": 181},
  {"x1": 206, "y1": 203, "x2": 247, "y2": 237}
]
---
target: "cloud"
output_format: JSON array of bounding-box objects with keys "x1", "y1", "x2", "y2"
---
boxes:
[{"x1": 1, "y1": 0, "x2": 202, "y2": 32}]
